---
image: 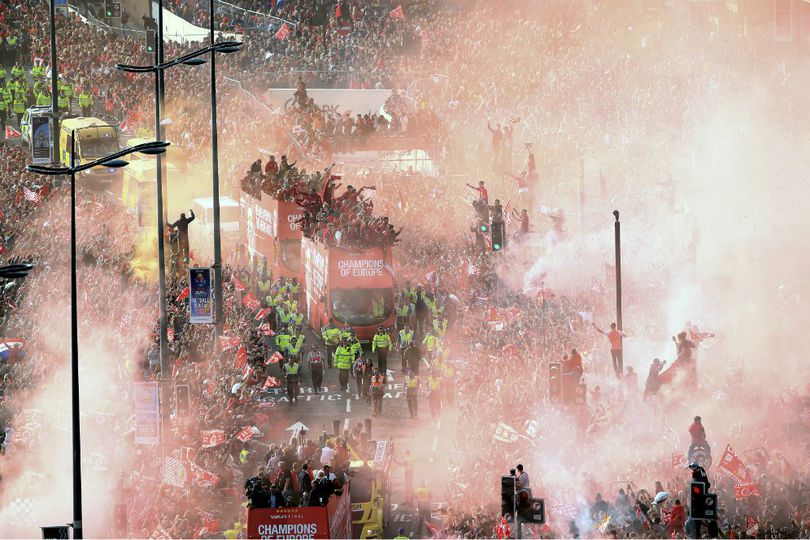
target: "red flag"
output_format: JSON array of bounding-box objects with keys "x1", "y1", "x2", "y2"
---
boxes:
[
  {"x1": 219, "y1": 335, "x2": 240, "y2": 351},
  {"x1": 241, "y1": 291, "x2": 261, "y2": 311},
  {"x1": 335, "y1": 2, "x2": 342, "y2": 18},
  {"x1": 734, "y1": 481, "x2": 761, "y2": 500},
  {"x1": 200, "y1": 429, "x2": 227, "y2": 448},
  {"x1": 235, "y1": 425, "x2": 253, "y2": 442},
  {"x1": 233, "y1": 345, "x2": 247, "y2": 370},
  {"x1": 275, "y1": 22, "x2": 291, "y2": 41},
  {"x1": 176, "y1": 286, "x2": 190, "y2": 302},
  {"x1": 198, "y1": 516, "x2": 220, "y2": 537},
  {"x1": 264, "y1": 376, "x2": 282, "y2": 388},
  {"x1": 425, "y1": 521, "x2": 441, "y2": 538},
  {"x1": 717, "y1": 444, "x2": 751, "y2": 483},
  {"x1": 258, "y1": 323, "x2": 275, "y2": 336},
  {"x1": 255, "y1": 307, "x2": 272, "y2": 321},
  {"x1": 265, "y1": 351, "x2": 284, "y2": 365},
  {"x1": 495, "y1": 517, "x2": 511, "y2": 539},
  {"x1": 5, "y1": 125, "x2": 21, "y2": 138},
  {"x1": 231, "y1": 275, "x2": 247, "y2": 291},
  {"x1": 390, "y1": 5, "x2": 404, "y2": 19}
]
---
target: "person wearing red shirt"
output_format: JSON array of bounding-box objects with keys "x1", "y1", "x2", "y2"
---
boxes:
[
  {"x1": 668, "y1": 499, "x2": 686, "y2": 535},
  {"x1": 688, "y1": 416, "x2": 711, "y2": 462},
  {"x1": 593, "y1": 322, "x2": 626, "y2": 378}
]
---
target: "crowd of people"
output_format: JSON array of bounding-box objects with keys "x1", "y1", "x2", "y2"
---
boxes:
[{"x1": 1, "y1": 0, "x2": 810, "y2": 538}]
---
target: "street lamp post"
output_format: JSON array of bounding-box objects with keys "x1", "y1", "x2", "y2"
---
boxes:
[
  {"x1": 210, "y1": 0, "x2": 225, "y2": 338},
  {"x1": 48, "y1": 0, "x2": 60, "y2": 166},
  {"x1": 613, "y1": 210, "x2": 623, "y2": 369},
  {"x1": 116, "y1": 25, "x2": 241, "y2": 449},
  {"x1": 27, "y1": 139, "x2": 170, "y2": 540}
]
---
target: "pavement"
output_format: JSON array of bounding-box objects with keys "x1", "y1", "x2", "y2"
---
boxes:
[{"x1": 256, "y1": 348, "x2": 460, "y2": 539}]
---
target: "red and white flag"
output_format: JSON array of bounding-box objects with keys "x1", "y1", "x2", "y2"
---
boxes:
[
  {"x1": 233, "y1": 345, "x2": 247, "y2": 370},
  {"x1": 255, "y1": 307, "x2": 272, "y2": 321},
  {"x1": 494, "y1": 517, "x2": 511, "y2": 539},
  {"x1": 390, "y1": 5, "x2": 404, "y2": 19},
  {"x1": 161, "y1": 456, "x2": 187, "y2": 487},
  {"x1": 176, "y1": 286, "x2": 190, "y2": 302},
  {"x1": 219, "y1": 335, "x2": 240, "y2": 351},
  {"x1": 198, "y1": 516, "x2": 220, "y2": 537},
  {"x1": 149, "y1": 524, "x2": 172, "y2": 539},
  {"x1": 231, "y1": 275, "x2": 247, "y2": 291},
  {"x1": 242, "y1": 364, "x2": 255, "y2": 383},
  {"x1": 745, "y1": 516, "x2": 759, "y2": 536},
  {"x1": 258, "y1": 323, "x2": 275, "y2": 336},
  {"x1": 264, "y1": 376, "x2": 283, "y2": 388},
  {"x1": 167, "y1": 327, "x2": 175, "y2": 342},
  {"x1": 275, "y1": 22, "x2": 291, "y2": 41},
  {"x1": 241, "y1": 291, "x2": 261, "y2": 311},
  {"x1": 200, "y1": 429, "x2": 227, "y2": 448},
  {"x1": 717, "y1": 444, "x2": 751, "y2": 483},
  {"x1": 189, "y1": 460, "x2": 220, "y2": 487},
  {"x1": 235, "y1": 425, "x2": 254, "y2": 442},
  {"x1": 672, "y1": 451, "x2": 687, "y2": 469},
  {"x1": 5, "y1": 125, "x2": 21, "y2": 138},
  {"x1": 23, "y1": 187, "x2": 40, "y2": 203},
  {"x1": 734, "y1": 481, "x2": 761, "y2": 500},
  {"x1": 265, "y1": 351, "x2": 284, "y2": 365}
]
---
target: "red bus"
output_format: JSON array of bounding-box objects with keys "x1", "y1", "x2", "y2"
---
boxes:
[
  {"x1": 240, "y1": 190, "x2": 304, "y2": 282},
  {"x1": 302, "y1": 237, "x2": 396, "y2": 341},
  {"x1": 247, "y1": 488, "x2": 352, "y2": 539}
]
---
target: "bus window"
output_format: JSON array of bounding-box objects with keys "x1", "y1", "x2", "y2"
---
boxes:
[
  {"x1": 331, "y1": 288, "x2": 393, "y2": 327},
  {"x1": 281, "y1": 239, "x2": 302, "y2": 273}
]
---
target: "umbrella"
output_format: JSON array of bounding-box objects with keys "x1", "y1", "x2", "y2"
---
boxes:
[{"x1": 654, "y1": 491, "x2": 670, "y2": 504}]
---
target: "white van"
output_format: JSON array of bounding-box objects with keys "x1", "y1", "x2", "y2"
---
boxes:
[{"x1": 188, "y1": 196, "x2": 241, "y2": 263}]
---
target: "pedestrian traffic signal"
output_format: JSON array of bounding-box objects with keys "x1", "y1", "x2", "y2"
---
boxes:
[
  {"x1": 146, "y1": 29, "x2": 156, "y2": 53},
  {"x1": 501, "y1": 476, "x2": 516, "y2": 522},
  {"x1": 518, "y1": 498, "x2": 545, "y2": 524},
  {"x1": 113, "y1": 2, "x2": 121, "y2": 17},
  {"x1": 479, "y1": 221, "x2": 488, "y2": 233},
  {"x1": 491, "y1": 221, "x2": 505, "y2": 251},
  {"x1": 548, "y1": 362, "x2": 562, "y2": 404},
  {"x1": 105, "y1": 0, "x2": 114, "y2": 17}
]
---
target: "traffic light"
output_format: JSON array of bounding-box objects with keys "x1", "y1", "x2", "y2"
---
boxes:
[
  {"x1": 491, "y1": 220, "x2": 505, "y2": 251},
  {"x1": 112, "y1": 2, "x2": 121, "y2": 17},
  {"x1": 104, "y1": 0, "x2": 114, "y2": 17},
  {"x1": 689, "y1": 482, "x2": 718, "y2": 520},
  {"x1": 146, "y1": 29, "x2": 156, "y2": 53},
  {"x1": 548, "y1": 362, "x2": 562, "y2": 404},
  {"x1": 501, "y1": 476, "x2": 516, "y2": 522},
  {"x1": 176, "y1": 384, "x2": 190, "y2": 416},
  {"x1": 479, "y1": 221, "x2": 488, "y2": 233}
]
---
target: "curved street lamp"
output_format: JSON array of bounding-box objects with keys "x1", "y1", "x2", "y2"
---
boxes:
[
  {"x1": 26, "y1": 137, "x2": 169, "y2": 540},
  {"x1": 114, "y1": 8, "x2": 243, "y2": 460},
  {"x1": 0, "y1": 263, "x2": 34, "y2": 280}
]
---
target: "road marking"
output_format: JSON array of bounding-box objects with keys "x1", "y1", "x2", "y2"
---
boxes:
[
  {"x1": 428, "y1": 434, "x2": 439, "y2": 464},
  {"x1": 346, "y1": 399, "x2": 351, "y2": 413},
  {"x1": 436, "y1": 417, "x2": 442, "y2": 431},
  {"x1": 343, "y1": 417, "x2": 350, "y2": 432}
]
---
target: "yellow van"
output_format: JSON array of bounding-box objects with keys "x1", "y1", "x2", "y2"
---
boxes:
[
  {"x1": 59, "y1": 117, "x2": 121, "y2": 187},
  {"x1": 121, "y1": 137, "x2": 178, "y2": 229}
]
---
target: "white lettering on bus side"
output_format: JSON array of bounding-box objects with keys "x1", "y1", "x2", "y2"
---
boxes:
[{"x1": 337, "y1": 259, "x2": 386, "y2": 278}]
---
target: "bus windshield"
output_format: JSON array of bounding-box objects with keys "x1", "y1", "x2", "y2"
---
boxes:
[
  {"x1": 331, "y1": 288, "x2": 393, "y2": 327},
  {"x1": 281, "y1": 239, "x2": 302, "y2": 274}
]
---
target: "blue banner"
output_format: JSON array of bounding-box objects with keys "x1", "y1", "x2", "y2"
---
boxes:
[{"x1": 189, "y1": 267, "x2": 213, "y2": 324}]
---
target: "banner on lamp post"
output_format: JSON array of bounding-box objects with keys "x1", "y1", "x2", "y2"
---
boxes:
[{"x1": 189, "y1": 267, "x2": 214, "y2": 324}]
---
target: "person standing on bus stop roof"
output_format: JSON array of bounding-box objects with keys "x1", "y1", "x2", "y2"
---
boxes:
[{"x1": 169, "y1": 209, "x2": 195, "y2": 263}]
